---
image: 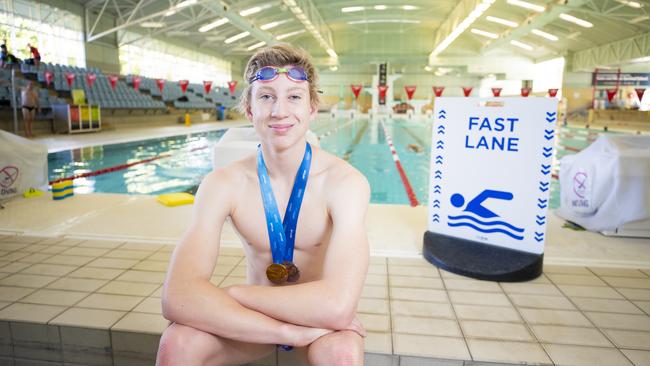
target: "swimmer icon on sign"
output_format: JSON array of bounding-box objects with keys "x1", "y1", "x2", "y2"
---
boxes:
[{"x1": 448, "y1": 189, "x2": 524, "y2": 241}]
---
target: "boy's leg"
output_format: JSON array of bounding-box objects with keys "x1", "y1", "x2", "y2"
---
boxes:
[
  {"x1": 156, "y1": 322, "x2": 275, "y2": 366},
  {"x1": 296, "y1": 330, "x2": 364, "y2": 366}
]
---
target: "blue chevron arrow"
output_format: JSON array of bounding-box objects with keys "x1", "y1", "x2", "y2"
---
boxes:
[
  {"x1": 545, "y1": 129, "x2": 554, "y2": 135},
  {"x1": 435, "y1": 174, "x2": 442, "y2": 179},
  {"x1": 541, "y1": 168, "x2": 551, "y2": 175},
  {"x1": 536, "y1": 219, "x2": 546, "y2": 225},
  {"x1": 439, "y1": 110, "x2": 446, "y2": 115},
  {"x1": 545, "y1": 134, "x2": 554, "y2": 141},
  {"x1": 433, "y1": 218, "x2": 440, "y2": 223},
  {"x1": 535, "y1": 236, "x2": 544, "y2": 242},
  {"x1": 546, "y1": 116, "x2": 556, "y2": 123},
  {"x1": 536, "y1": 215, "x2": 545, "y2": 220},
  {"x1": 433, "y1": 203, "x2": 440, "y2": 208},
  {"x1": 434, "y1": 189, "x2": 441, "y2": 194},
  {"x1": 546, "y1": 112, "x2": 556, "y2": 117},
  {"x1": 539, "y1": 182, "x2": 549, "y2": 187},
  {"x1": 543, "y1": 151, "x2": 552, "y2": 158},
  {"x1": 538, "y1": 203, "x2": 548, "y2": 209},
  {"x1": 437, "y1": 130, "x2": 445, "y2": 135},
  {"x1": 538, "y1": 198, "x2": 548, "y2": 204},
  {"x1": 438, "y1": 114, "x2": 446, "y2": 119},
  {"x1": 434, "y1": 199, "x2": 440, "y2": 204},
  {"x1": 539, "y1": 186, "x2": 549, "y2": 192},
  {"x1": 541, "y1": 164, "x2": 551, "y2": 170},
  {"x1": 435, "y1": 170, "x2": 442, "y2": 175},
  {"x1": 434, "y1": 185, "x2": 441, "y2": 190},
  {"x1": 543, "y1": 147, "x2": 552, "y2": 153}
]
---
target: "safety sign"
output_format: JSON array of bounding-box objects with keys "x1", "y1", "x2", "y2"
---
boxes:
[{"x1": 428, "y1": 97, "x2": 558, "y2": 255}]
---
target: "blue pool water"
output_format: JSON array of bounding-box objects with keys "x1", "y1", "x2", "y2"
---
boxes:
[{"x1": 48, "y1": 118, "x2": 608, "y2": 206}]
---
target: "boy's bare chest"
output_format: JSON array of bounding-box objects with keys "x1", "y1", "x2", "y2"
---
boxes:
[{"x1": 230, "y1": 185, "x2": 331, "y2": 256}]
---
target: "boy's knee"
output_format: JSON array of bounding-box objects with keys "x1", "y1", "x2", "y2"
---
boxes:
[
  {"x1": 157, "y1": 323, "x2": 222, "y2": 365},
  {"x1": 309, "y1": 331, "x2": 364, "y2": 366}
]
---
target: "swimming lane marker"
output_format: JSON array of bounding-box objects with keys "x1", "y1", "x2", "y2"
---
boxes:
[
  {"x1": 424, "y1": 97, "x2": 558, "y2": 282},
  {"x1": 378, "y1": 120, "x2": 419, "y2": 207}
]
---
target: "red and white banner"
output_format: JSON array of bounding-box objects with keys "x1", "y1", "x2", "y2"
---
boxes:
[
  {"x1": 179, "y1": 80, "x2": 189, "y2": 94},
  {"x1": 228, "y1": 80, "x2": 237, "y2": 95},
  {"x1": 156, "y1": 79, "x2": 165, "y2": 93},
  {"x1": 351, "y1": 84, "x2": 362, "y2": 99},
  {"x1": 108, "y1": 75, "x2": 118, "y2": 90},
  {"x1": 64, "y1": 72, "x2": 75, "y2": 88},
  {"x1": 203, "y1": 80, "x2": 212, "y2": 94},
  {"x1": 132, "y1": 76, "x2": 141, "y2": 90},
  {"x1": 462, "y1": 87, "x2": 473, "y2": 97},
  {"x1": 433, "y1": 86, "x2": 444, "y2": 97},
  {"x1": 521, "y1": 87, "x2": 531, "y2": 97},
  {"x1": 635, "y1": 88, "x2": 646, "y2": 101},
  {"x1": 491, "y1": 87, "x2": 502, "y2": 97},
  {"x1": 86, "y1": 73, "x2": 96, "y2": 89},
  {"x1": 44, "y1": 71, "x2": 53, "y2": 86},
  {"x1": 606, "y1": 88, "x2": 618, "y2": 102},
  {"x1": 548, "y1": 88, "x2": 558, "y2": 97},
  {"x1": 405, "y1": 85, "x2": 416, "y2": 100}
]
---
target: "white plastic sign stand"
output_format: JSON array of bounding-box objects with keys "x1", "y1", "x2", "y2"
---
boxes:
[{"x1": 423, "y1": 97, "x2": 558, "y2": 281}]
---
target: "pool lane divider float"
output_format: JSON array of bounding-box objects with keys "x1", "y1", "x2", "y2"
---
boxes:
[
  {"x1": 317, "y1": 118, "x2": 357, "y2": 140},
  {"x1": 48, "y1": 145, "x2": 210, "y2": 205},
  {"x1": 378, "y1": 120, "x2": 420, "y2": 207},
  {"x1": 424, "y1": 97, "x2": 558, "y2": 282},
  {"x1": 49, "y1": 145, "x2": 211, "y2": 185}
]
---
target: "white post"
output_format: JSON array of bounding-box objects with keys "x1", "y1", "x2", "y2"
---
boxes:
[{"x1": 10, "y1": 68, "x2": 18, "y2": 134}]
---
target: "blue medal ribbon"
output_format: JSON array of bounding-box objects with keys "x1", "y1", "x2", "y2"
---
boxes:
[{"x1": 257, "y1": 142, "x2": 312, "y2": 265}]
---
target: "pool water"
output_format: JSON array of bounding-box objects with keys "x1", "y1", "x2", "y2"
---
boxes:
[{"x1": 47, "y1": 118, "x2": 616, "y2": 207}]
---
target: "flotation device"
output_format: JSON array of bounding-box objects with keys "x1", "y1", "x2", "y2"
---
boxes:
[
  {"x1": 52, "y1": 180, "x2": 74, "y2": 200},
  {"x1": 157, "y1": 192, "x2": 194, "y2": 207}
]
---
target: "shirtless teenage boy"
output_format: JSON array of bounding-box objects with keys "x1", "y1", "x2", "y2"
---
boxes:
[{"x1": 156, "y1": 43, "x2": 370, "y2": 365}]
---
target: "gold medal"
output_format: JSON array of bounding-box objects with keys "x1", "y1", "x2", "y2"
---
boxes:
[
  {"x1": 283, "y1": 261, "x2": 300, "y2": 283},
  {"x1": 266, "y1": 263, "x2": 288, "y2": 284}
]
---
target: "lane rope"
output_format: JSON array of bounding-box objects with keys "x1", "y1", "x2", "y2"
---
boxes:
[
  {"x1": 49, "y1": 145, "x2": 210, "y2": 185},
  {"x1": 378, "y1": 120, "x2": 419, "y2": 207}
]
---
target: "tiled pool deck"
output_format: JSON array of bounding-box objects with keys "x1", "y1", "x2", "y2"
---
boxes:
[{"x1": 0, "y1": 234, "x2": 648, "y2": 365}]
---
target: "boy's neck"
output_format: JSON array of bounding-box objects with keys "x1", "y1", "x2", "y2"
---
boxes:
[{"x1": 260, "y1": 139, "x2": 308, "y2": 185}]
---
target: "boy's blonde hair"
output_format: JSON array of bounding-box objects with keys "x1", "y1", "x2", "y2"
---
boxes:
[{"x1": 237, "y1": 43, "x2": 320, "y2": 114}]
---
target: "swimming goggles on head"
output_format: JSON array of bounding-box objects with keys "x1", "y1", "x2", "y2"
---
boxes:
[{"x1": 248, "y1": 66, "x2": 309, "y2": 83}]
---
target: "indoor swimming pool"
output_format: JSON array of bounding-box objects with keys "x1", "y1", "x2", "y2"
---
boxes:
[{"x1": 47, "y1": 117, "x2": 616, "y2": 207}]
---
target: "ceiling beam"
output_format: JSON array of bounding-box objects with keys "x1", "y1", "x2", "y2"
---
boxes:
[
  {"x1": 200, "y1": 2, "x2": 277, "y2": 46},
  {"x1": 482, "y1": 0, "x2": 590, "y2": 53},
  {"x1": 571, "y1": 31, "x2": 650, "y2": 71}
]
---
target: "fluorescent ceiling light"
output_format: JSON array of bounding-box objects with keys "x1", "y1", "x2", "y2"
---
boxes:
[
  {"x1": 342, "y1": 6, "x2": 364, "y2": 13},
  {"x1": 240, "y1": 4, "x2": 272, "y2": 17},
  {"x1": 531, "y1": 29, "x2": 558, "y2": 41},
  {"x1": 616, "y1": 0, "x2": 642, "y2": 8},
  {"x1": 374, "y1": 5, "x2": 387, "y2": 10},
  {"x1": 486, "y1": 15, "x2": 518, "y2": 27},
  {"x1": 326, "y1": 48, "x2": 338, "y2": 58},
  {"x1": 471, "y1": 28, "x2": 498, "y2": 39},
  {"x1": 403, "y1": 5, "x2": 418, "y2": 10},
  {"x1": 510, "y1": 40, "x2": 534, "y2": 50},
  {"x1": 506, "y1": 0, "x2": 545, "y2": 12},
  {"x1": 176, "y1": 0, "x2": 197, "y2": 9},
  {"x1": 430, "y1": 0, "x2": 495, "y2": 58},
  {"x1": 424, "y1": 65, "x2": 432, "y2": 71},
  {"x1": 225, "y1": 31, "x2": 250, "y2": 44},
  {"x1": 247, "y1": 41, "x2": 266, "y2": 51},
  {"x1": 260, "y1": 19, "x2": 290, "y2": 30},
  {"x1": 348, "y1": 19, "x2": 420, "y2": 25},
  {"x1": 559, "y1": 13, "x2": 593, "y2": 28},
  {"x1": 198, "y1": 18, "x2": 229, "y2": 32},
  {"x1": 629, "y1": 15, "x2": 650, "y2": 23},
  {"x1": 276, "y1": 29, "x2": 305, "y2": 40},
  {"x1": 164, "y1": 10, "x2": 176, "y2": 16},
  {"x1": 141, "y1": 22, "x2": 165, "y2": 28}
]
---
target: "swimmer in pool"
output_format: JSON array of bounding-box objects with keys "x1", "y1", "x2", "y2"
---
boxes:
[
  {"x1": 407, "y1": 143, "x2": 423, "y2": 154},
  {"x1": 157, "y1": 43, "x2": 369, "y2": 366}
]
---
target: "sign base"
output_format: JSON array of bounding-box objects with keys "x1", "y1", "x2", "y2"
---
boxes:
[{"x1": 423, "y1": 231, "x2": 543, "y2": 282}]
